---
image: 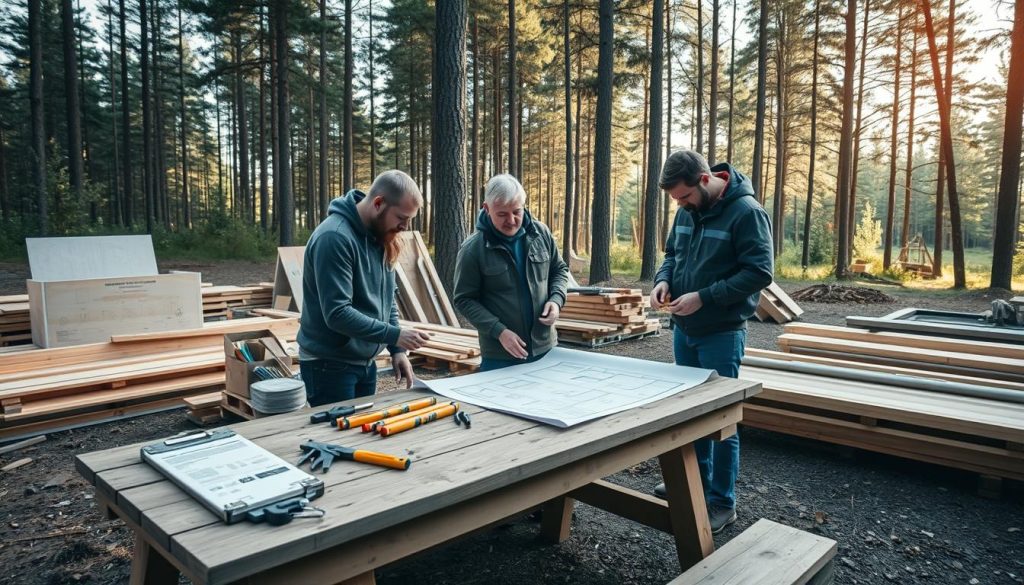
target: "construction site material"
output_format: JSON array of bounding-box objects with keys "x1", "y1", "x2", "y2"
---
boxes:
[
  {"x1": 394, "y1": 232, "x2": 459, "y2": 326},
  {"x1": 184, "y1": 392, "x2": 222, "y2": 426},
  {"x1": 847, "y1": 308, "x2": 1024, "y2": 344},
  {"x1": 26, "y1": 235, "x2": 204, "y2": 348},
  {"x1": 0, "y1": 317, "x2": 298, "y2": 441},
  {"x1": 271, "y1": 246, "x2": 305, "y2": 312},
  {"x1": 557, "y1": 288, "x2": 661, "y2": 346},
  {"x1": 200, "y1": 284, "x2": 273, "y2": 320},
  {"x1": 789, "y1": 284, "x2": 895, "y2": 304},
  {"x1": 782, "y1": 322, "x2": 1024, "y2": 360},
  {"x1": 755, "y1": 282, "x2": 804, "y2": 323}
]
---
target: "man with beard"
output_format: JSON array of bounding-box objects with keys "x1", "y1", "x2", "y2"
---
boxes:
[
  {"x1": 650, "y1": 150, "x2": 773, "y2": 534},
  {"x1": 297, "y1": 170, "x2": 432, "y2": 407},
  {"x1": 454, "y1": 174, "x2": 569, "y2": 371}
]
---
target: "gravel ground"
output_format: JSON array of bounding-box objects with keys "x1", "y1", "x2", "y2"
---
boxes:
[{"x1": 0, "y1": 260, "x2": 1021, "y2": 585}]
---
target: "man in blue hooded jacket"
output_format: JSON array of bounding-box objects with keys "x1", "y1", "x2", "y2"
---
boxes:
[
  {"x1": 650, "y1": 150, "x2": 774, "y2": 534},
  {"x1": 297, "y1": 170, "x2": 432, "y2": 407}
]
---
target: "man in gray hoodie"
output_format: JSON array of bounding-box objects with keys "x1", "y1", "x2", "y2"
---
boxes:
[
  {"x1": 650, "y1": 150, "x2": 774, "y2": 534},
  {"x1": 297, "y1": 170, "x2": 432, "y2": 407}
]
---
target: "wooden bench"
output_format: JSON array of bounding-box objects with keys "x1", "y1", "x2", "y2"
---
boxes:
[{"x1": 668, "y1": 519, "x2": 837, "y2": 585}]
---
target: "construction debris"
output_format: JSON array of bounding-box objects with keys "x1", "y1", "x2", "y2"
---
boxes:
[{"x1": 790, "y1": 284, "x2": 895, "y2": 304}]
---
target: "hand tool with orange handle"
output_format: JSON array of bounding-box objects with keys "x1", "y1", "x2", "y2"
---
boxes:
[
  {"x1": 297, "y1": 440, "x2": 411, "y2": 471},
  {"x1": 362, "y1": 401, "x2": 456, "y2": 433},
  {"x1": 338, "y1": 396, "x2": 437, "y2": 430},
  {"x1": 379, "y1": 402, "x2": 460, "y2": 437}
]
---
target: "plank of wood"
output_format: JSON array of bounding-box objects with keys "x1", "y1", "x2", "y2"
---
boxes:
[
  {"x1": 1, "y1": 457, "x2": 32, "y2": 471},
  {"x1": 395, "y1": 263, "x2": 429, "y2": 323},
  {"x1": 766, "y1": 282, "x2": 804, "y2": 317},
  {"x1": 669, "y1": 518, "x2": 835, "y2": 585},
  {"x1": 783, "y1": 322, "x2": 1024, "y2": 360},
  {"x1": 0, "y1": 435, "x2": 46, "y2": 455},
  {"x1": 745, "y1": 348, "x2": 1024, "y2": 392}
]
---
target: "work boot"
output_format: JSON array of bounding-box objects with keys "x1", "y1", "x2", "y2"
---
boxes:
[
  {"x1": 707, "y1": 504, "x2": 737, "y2": 534},
  {"x1": 653, "y1": 482, "x2": 667, "y2": 499}
]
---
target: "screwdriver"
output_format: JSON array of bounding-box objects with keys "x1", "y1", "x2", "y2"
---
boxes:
[{"x1": 309, "y1": 401, "x2": 374, "y2": 424}]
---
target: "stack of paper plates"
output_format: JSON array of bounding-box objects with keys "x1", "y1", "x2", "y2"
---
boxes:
[{"x1": 249, "y1": 377, "x2": 307, "y2": 414}]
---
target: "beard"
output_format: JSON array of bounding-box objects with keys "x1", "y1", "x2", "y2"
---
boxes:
[
  {"x1": 369, "y1": 211, "x2": 403, "y2": 266},
  {"x1": 682, "y1": 183, "x2": 713, "y2": 212}
]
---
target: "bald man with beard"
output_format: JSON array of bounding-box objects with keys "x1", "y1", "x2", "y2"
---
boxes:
[{"x1": 297, "y1": 170, "x2": 432, "y2": 407}]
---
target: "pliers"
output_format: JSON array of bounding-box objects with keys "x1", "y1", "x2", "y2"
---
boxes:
[{"x1": 297, "y1": 440, "x2": 411, "y2": 471}]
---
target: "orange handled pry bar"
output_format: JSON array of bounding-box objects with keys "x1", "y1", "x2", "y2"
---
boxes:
[{"x1": 338, "y1": 396, "x2": 437, "y2": 429}]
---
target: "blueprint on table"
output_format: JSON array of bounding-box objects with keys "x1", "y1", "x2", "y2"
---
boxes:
[{"x1": 420, "y1": 347, "x2": 715, "y2": 427}]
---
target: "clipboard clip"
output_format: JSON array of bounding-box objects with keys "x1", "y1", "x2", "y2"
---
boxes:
[{"x1": 245, "y1": 497, "x2": 326, "y2": 526}]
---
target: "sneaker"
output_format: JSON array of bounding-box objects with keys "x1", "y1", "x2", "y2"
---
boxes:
[
  {"x1": 707, "y1": 504, "x2": 737, "y2": 534},
  {"x1": 653, "y1": 482, "x2": 667, "y2": 499}
]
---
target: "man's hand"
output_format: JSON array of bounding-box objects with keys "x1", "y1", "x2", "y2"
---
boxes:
[
  {"x1": 668, "y1": 291, "x2": 703, "y2": 316},
  {"x1": 498, "y1": 329, "x2": 529, "y2": 359},
  {"x1": 651, "y1": 281, "x2": 671, "y2": 310},
  {"x1": 396, "y1": 328, "x2": 432, "y2": 351},
  {"x1": 392, "y1": 352, "x2": 415, "y2": 389},
  {"x1": 538, "y1": 301, "x2": 560, "y2": 326}
]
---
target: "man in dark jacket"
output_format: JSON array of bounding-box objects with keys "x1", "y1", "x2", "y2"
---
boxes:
[
  {"x1": 297, "y1": 170, "x2": 432, "y2": 407},
  {"x1": 650, "y1": 150, "x2": 774, "y2": 534},
  {"x1": 454, "y1": 174, "x2": 570, "y2": 371}
]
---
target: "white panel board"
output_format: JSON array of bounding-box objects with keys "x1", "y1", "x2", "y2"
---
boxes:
[{"x1": 26, "y1": 235, "x2": 158, "y2": 281}]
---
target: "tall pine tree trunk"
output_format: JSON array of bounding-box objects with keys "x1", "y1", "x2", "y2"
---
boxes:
[
  {"x1": 319, "y1": 0, "x2": 329, "y2": 218},
  {"x1": 107, "y1": 0, "x2": 122, "y2": 226},
  {"x1": 258, "y1": 4, "x2": 268, "y2": 232},
  {"x1": 640, "y1": 0, "x2": 664, "y2": 281},
  {"x1": 751, "y1": 0, "x2": 768, "y2": 203},
  {"x1": 178, "y1": 0, "x2": 190, "y2": 229},
  {"x1": 343, "y1": 0, "x2": 353, "y2": 191},
  {"x1": 990, "y1": 0, "x2": 1023, "y2": 290},
  {"x1": 508, "y1": 0, "x2": 518, "y2": 177},
  {"x1": 119, "y1": 0, "x2": 132, "y2": 227},
  {"x1": 140, "y1": 0, "x2": 154, "y2": 232},
  {"x1": 275, "y1": 0, "x2": 293, "y2": 245},
  {"x1": 29, "y1": 0, "x2": 46, "y2": 234},
  {"x1": 835, "y1": 0, "x2": 857, "y2": 278},
  {"x1": 848, "y1": 0, "x2": 871, "y2": 262},
  {"x1": 902, "y1": 14, "x2": 918, "y2": 250},
  {"x1": 884, "y1": 2, "x2": 903, "y2": 269},
  {"x1": 708, "y1": 0, "x2": 719, "y2": 165},
  {"x1": 801, "y1": 0, "x2": 820, "y2": 269},
  {"x1": 562, "y1": 0, "x2": 574, "y2": 258},
  {"x1": 771, "y1": 9, "x2": 786, "y2": 256},
  {"x1": 590, "y1": 0, "x2": 614, "y2": 283},
  {"x1": 933, "y1": 0, "x2": 954, "y2": 277},
  {"x1": 919, "y1": 0, "x2": 965, "y2": 288},
  {"x1": 62, "y1": 0, "x2": 83, "y2": 202},
  {"x1": 696, "y1": 0, "x2": 703, "y2": 156}
]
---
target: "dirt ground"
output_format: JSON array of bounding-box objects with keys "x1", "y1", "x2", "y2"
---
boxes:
[{"x1": 0, "y1": 260, "x2": 1021, "y2": 585}]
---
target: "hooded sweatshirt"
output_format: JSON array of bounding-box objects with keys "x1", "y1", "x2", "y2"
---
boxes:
[
  {"x1": 654, "y1": 163, "x2": 774, "y2": 337},
  {"x1": 297, "y1": 190, "x2": 403, "y2": 365}
]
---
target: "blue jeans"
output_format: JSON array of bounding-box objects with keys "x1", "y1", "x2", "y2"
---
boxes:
[
  {"x1": 480, "y1": 351, "x2": 548, "y2": 372},
  {"x1": 673, "y1": 327, "x2": 745, "y2": 509},
  {"x1": 299, "y1": 360, "x2": 377, "y2": 407}
]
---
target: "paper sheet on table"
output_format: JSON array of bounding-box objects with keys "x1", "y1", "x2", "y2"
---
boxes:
[{"x1": 420, "y1": 347, "x2": 715, "y2": 428}]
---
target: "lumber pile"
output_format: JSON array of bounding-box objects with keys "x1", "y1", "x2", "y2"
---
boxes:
[
  {"x1": 737, "y1": 321, "x2": 1024, "y2": 484},
  {"x1": 556, "y1": 288, "x2": 661, "y2": 347},
  {"x1": 776, "y1": 322, "x2": 1024, "y2": 383},
  {"x1": 754, "y1": 282, "x2": 804, "y2": 324},
  {"x1": 0, "y1": 317, "x2": 298, "y2": 441},
  {"x1": 0, "y1": 295, "x2": 31, "y2": 347},
  {"x1": 200, "y1": 284, "x2": 274, "y2": 320},
  {"x1": 739, "y1": 361, "x2": 1024, "y2": 482},
  {"x1": 251, "y1": 309, "x2": 482, "y2": 375},
  {"x1": 393, "y1": 231, "x2": 460, "y2": 327}
]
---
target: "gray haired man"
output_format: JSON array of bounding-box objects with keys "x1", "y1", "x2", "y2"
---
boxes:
[{"x1": 454, "y1": 174, "x2": 570, "y2": 371}]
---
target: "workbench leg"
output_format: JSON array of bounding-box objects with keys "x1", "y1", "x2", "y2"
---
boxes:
[
  {"x1": 336, "y1": 571, "x2": 375, "y2": 585},
  {"x1": 539, "y1": 496, "x2": 575, "y2": 543},
  {"x1": 129, "y1": 533, "x2": 180, "y2": 585},
  {"x1": 659, "y1": 443, "x2": 714, "y2": 571}
]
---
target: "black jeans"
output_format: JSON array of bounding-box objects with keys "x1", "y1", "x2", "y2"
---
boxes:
[{"x1": 299, "y1": 359, "x2": 377, "y2": 407}]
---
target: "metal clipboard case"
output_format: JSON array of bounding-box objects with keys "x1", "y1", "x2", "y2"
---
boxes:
[{"x1": 141, "y1": 429, "x2": 324, "y2": 524}]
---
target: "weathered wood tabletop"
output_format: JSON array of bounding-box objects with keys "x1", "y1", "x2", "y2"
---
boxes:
[{"x1": 76, "y1": 375, "x2": 759, "y2": 585}]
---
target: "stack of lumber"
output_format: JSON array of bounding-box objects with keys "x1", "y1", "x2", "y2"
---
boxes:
[
  {"x1": 0, "y1": 317, "x2": 298, "y2": 441},
  {"x1": 776, "y1": 322, "x2": 1024, "y2": 384},
  {"x1": 399, "y1": 320, "x2": 481, "y2": 374},
  {"x1": 0, "y1": 295, "x2": 31, "y2": 347},
  {"x1": 184, "y1": 391, "x2": 223, "y2": 426},
  {"x1": 393, "y1": 231, "x2": 460, "y2": 327},
  {"x1": 755, "y1": 282, "x2": 804, "y2": 324},
  {"x1": 251, "y1": 309, "x2": 481, "y2": 375},
  {"x1": 736, "y1": 322, "x2": 1024, "y2": 483},
  {"x1": 739, "y1": 360, "x2": 1024, "y2": 481},
  {"x1": 200, "y1": 284, "x2": 274, "y2": 320},
  {"x1": 556, "y1": 288, "x2": 661, "y2": 347}
]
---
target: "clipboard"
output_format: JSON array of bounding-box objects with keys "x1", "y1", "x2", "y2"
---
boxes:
[{"x1": 140, "y1": 429, "x2": 324, "y2": 524}]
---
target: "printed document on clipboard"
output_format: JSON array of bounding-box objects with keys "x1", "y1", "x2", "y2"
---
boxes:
[{"x1": 141, "y1": 429, "x2": 324, "y2": 524}]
